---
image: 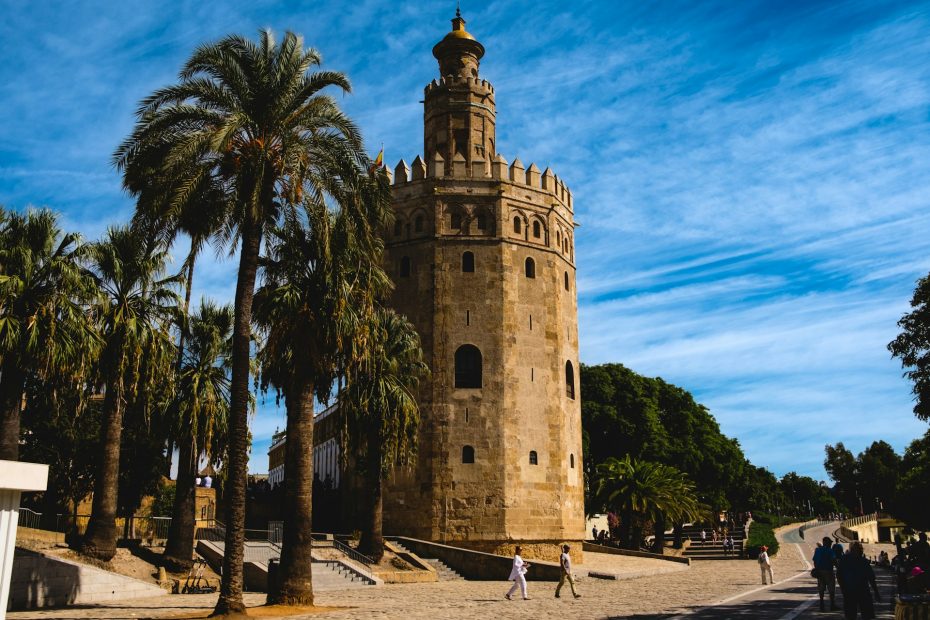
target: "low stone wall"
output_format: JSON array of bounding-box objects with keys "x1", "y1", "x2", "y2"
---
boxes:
[
  {"x1": 391, "y1": 537, "x2": 563, "y2": 581},
  {"x1": 582, "y1": 542, "x2": 691, "y2": 565},
  {"x1": 9, "y1": 548, "x2": 166, "y2": 610}
]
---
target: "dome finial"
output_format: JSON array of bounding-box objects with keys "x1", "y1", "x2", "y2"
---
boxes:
[{"x1": 456, "y1": 2, "x2": 461, "y2": 18}]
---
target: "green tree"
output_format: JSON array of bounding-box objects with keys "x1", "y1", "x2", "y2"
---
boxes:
[
  {"x1": 342, "y1": 308, "x2": 428, "y2": 562},
  {"x1": 114, "y1": 29, "x2": 366, "y2": 614},
  {"x1": 824, "y1": 443, "x2": 857, "y2": 511},
  {"x1": 163, "y1": 300, "x2": 232, "y2": 571},
  {"x1": 79, "y1": 226, "x2": 179, "y2": 561},
  {"x1": 896, "y1": 430, "x2": 930, "y2": 530},
  {"x1": 0, "y1": 208, "x2": 96, "y2": 459},
  {"x1": 889, "y1": 273, "x2": 930, "y2": 421}
]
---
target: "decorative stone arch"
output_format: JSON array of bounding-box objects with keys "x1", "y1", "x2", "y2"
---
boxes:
[
  {"x1": 529, "y1": 215, "x2": 546, "y2": 243},
  {"x1": 471, "y1": 205, "x2": 495, "y2": 235},
  {"x1": 410, "y1": 207, "x2": 430, "y2": 236},
  {"x1": 445, "y1": 203, "x2": 467, "y2": 234},
  {"x1": 509, "y1": 209, "x2": 529, "y2": 240}
]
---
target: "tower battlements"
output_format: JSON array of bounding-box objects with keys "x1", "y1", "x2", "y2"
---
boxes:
[
  {"x1": 424, "y1": 75, "x2": 495, "y2": 97},
  {"x1": 388, "y1": 154, "x2": 574, "y2": 212}
]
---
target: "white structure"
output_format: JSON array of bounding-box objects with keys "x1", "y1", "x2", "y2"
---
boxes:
[{"x1": 1, "y1": 460, "x2": 48, "y2": 620}]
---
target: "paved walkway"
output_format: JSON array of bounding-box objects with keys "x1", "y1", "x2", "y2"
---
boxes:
[{"x1": 8, "y1": 524, "x2": 898, "y2": 619}]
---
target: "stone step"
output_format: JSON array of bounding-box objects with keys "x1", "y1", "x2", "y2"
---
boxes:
[{"x1": 424, "y1": 558, "x2": 464, "y2": 581}]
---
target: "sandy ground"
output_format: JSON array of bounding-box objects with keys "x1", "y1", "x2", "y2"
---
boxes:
[{"x1": 9, "y1": 546, "x2": 810, "y2": 620}]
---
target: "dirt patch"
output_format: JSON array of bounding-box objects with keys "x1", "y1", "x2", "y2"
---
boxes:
[{"x1": 170, "y1": 605, "x2": 349, "y2": 619}]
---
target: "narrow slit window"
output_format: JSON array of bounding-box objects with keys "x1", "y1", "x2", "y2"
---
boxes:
[
  {"x1": 415, "y1": 215, "x2": 424, "y2": 232},
  {"x1": 564, "y1": 271, "x2": 570, "y2": 291},
  {"x1": 533, "y1": 220, "x2": 541, "y2": 238},
  {"x1": 462, "y1": 251, "x2": 475, "y2": 272},
  {"x1": 565, "y1": 360, "x2": 575, "y2": 399},
  {"x1": 513, "y1": 216, "x2": 522, "y2": 234},
  {"x1": 570, "y1": 454, "x2": 575, "y2": 468},
  {"x1": 466, "y1": 310, "x2": 470, "y2": 326},
  {"x1": 529, "y1": 451, "x2": 538, "y2": 465}
]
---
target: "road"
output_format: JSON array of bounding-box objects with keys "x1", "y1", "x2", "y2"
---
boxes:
[{"x1": 647, "y1": 522, "x2": 896, "y2": 619}]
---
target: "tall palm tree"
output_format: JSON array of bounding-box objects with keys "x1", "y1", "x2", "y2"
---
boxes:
[
  {"x1": 342, "y1": 307, "x2": 428, "y2": 562},
  {"x1": 79, "y1": 226, "x2": 180, "y2": 561},
  {"x1": 162, "y1": 300, "x2": 232, "y2": 571},
  {"x1": 253, "y1": 191, "x2": 388, "y2": 604},
  {"x1": 114, "y1": 29, "x2": 366, "y2": 615},
  {"x1": 0, "y1": 208, "x2": 96, "y2": 460}
]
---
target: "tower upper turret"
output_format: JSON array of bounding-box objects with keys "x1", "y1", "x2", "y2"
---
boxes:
[
  {"x1": 432, "y1": 8, "x2": 485, "y2": 79},
  {"x1": 424, "y1": 10, "x2": 496, "y2": 175}
]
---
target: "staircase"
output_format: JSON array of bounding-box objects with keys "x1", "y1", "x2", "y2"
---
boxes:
[
  {"x1": 392, "y1": 541, "x2": 465, "y2": 581},
  {"x1": 681, "y1": 522, "x2": 748, "y2": 561},
  {"x1": 311, "y1": 560, "x2": 377, "y2": 588}
]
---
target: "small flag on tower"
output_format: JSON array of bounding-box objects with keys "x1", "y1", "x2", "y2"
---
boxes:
[{"x1": 370, "y1": 147, "x2": 384, "y2": 174}]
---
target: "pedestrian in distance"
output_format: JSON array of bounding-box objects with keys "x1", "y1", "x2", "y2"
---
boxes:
[
  {"x1": 723, "y1": 535, "x2": 734, "y2": 556},
  {"x1": 837, "y1": 541, "x2": 881, "y2": 619},
  {"x1": 505, "y1": 545, "x2": 531, "y2": 600},
  {"x1": 592, "y1": 526, "x2": 597, "y2": 540},
  {"x1": 555, "y1": 544, "x2": 581, "y2": 599},
  {"x1": 701, "y1": 528, "x2": 706, "y2": 546},
  {"x1": 813, "y1": 536, "x2": 839, "y2": 611},
  {"x1": 758, "y1": 545, "x2": 774, "y2": 584}
]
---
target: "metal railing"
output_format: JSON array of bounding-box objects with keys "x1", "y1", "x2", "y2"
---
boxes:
[
  {"x1": 841, "y1": 512, "x2": 890, "y2": 528},
  {"x1": 333, "y1": 539, "x2": 374, "y2": 568},
  {"x1": 16, "y1": 508, "x2": 172, "y2": 542}
]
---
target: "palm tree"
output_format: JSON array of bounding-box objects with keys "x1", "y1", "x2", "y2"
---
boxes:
[
  {"x1": 114, "y1": 29, "x2": 366, "y2": 614},
  {"x1": 0, "y1": 208, "x2": 96, "y2": 460},
  {"x1": 253, "y1": 191, "x2": 388, "y2": 604},
  {"x1": 79, "y1": 226, "x2": 180, "y2": 561},
  {"x1": 342, "y1": 308, "x2": 428, "y2": 562},
  {"x1": 594, "y1": 456, "x2": 703, "y2": 550},
  {"x1": 162, "y1": 300, "x2": 232, "y2": 572}
]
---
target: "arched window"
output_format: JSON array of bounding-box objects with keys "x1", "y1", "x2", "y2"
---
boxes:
[
  {"x1": 400, "y1": 256, "x2": 411, "y2": 278},
  {"x1": 394, "y1": 220, "x2": 402, "y2": 237},
  {"x1": 462, "y1": 251, "x2": 475, "y2": 273},
  {"x1": 564, "y1": 271, "x2": 570, "y2": 291},
  {"x1": 525, "y1": 257, "x2": 536, "y2": 279},
  {"x1": 415, "y1": 215, "x2": 424, "y2": 233},
  {"x1": 529, "y1": 451, "x2": 538, "y2": 465},
  {"x1": 565, "y1": 360, "x2": 575, "y2": 399},
  {"x1": 513, "y1": 216, "x2": 522, "y2": 234},
  {"x1": 454, "y1": 344, "x2": 482, "y2": 388},
  {"x1": 462, "y1": 445, "x2": 475, "y2": 464},
  {"x1": 570, "y1": 453, "x2": 575, "y2": 469},
  {"x1": 451, "y1": 212, "x2": 462, "y2": 230},
  {"x1": 532, "y1": 220, "x2": 541, "y2": 238},
  {"x1": 476, "y1": 212, "x2": 487, "y2": 230}
]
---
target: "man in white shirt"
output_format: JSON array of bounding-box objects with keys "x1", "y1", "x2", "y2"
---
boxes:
[
  {"x1": 758, "y1": 545, "x2": 774, "y2": 584},
  {"x1": 555, "y1": 544, "x2": 581, "y2": 599},
  {"x1": 505, "y1": 546, "x2": 531, "y2": 600}
]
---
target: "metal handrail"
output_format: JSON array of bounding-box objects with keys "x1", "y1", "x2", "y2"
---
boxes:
[{"x1": 333, "y1": 539, "x2": 374, "y2": 568}]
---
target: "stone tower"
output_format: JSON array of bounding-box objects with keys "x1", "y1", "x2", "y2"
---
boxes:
[{"x1": 382, "y1": 11, "x2": 585, "y2": 560}]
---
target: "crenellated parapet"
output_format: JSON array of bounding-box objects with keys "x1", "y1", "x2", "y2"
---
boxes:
[
  {"x1": 424, "y1": 75, "x2": 495, "y2": 98},
  {"x1": 389, "y1": 153, "x2": 574, "y2": 211}
]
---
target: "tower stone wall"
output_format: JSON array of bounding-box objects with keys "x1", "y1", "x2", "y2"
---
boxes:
[{"x1": 381, "y1": 12, "x2": 585, "y2": 561}]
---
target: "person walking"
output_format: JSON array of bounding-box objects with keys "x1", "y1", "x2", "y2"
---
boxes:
[
  {"x1": 813, "y1": 536, "x2": 839, "y2": 611},
  {"x1": 758, "y1": 546, "x2": 774, "y2": 584},
  {"x1": 723, "y1": 535, "x2": 734, "y2": 557},
  {"x1": 505, "y1": 546, "x2": 531, "y2": 600},
  {"x1": 555, "y1": 544, "x2": 581, "y2": 599},
  {"x1": 837, "y1": 541, "x2": 881, "y2": 619},
  {"x1": 701, "y1": 529, "x2": 706, "y2": 546}
]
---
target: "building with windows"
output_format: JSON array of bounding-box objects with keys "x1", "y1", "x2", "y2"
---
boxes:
[
  {"x1": 381, "y1": 10, "x2": 585, "y2": 559},
  {"x1": 266, "y1": 10, "x2": 585, "y2": 561}
]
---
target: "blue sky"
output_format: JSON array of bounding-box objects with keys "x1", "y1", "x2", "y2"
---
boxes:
[{"x1": 2, "y1": 0, "x2": 929, "y2": 481}]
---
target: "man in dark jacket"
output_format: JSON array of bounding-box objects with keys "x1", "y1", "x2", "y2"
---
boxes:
[{"x1": 837, "y1": 542, "x2": 882, "y2": 620}]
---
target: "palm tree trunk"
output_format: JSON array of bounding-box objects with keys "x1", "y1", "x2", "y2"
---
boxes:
[
  {"x1": 672, "y1": 522, "x2": 684, "y2": 549},
  {"x1": 267, "y1": 373, "x2": 315, "y2": 606},
  {"x1": 358, "y1": 429, "x2": 384, "y2": 563},
  {"x1": 80, "y1": 369, "x2": 125, "y2": 561},
  {"x1": 0, "y1": 357, "x2": 26, "y2": 460},
  {"x1": 652, "y1": 514, "x2": 666, "y2": 554},
  {"x1": 214, "y1": 219, "x2": 261, "y2": 617},
  {"x1": 619, "y1": 506, "x2": 633, "y2": 549},
  {"x1": 166, "y1": 257, "x2": 196, "y2": 478},
  {"x1": 163, "y1": 436, "x2": 197, "y2": 571}
]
